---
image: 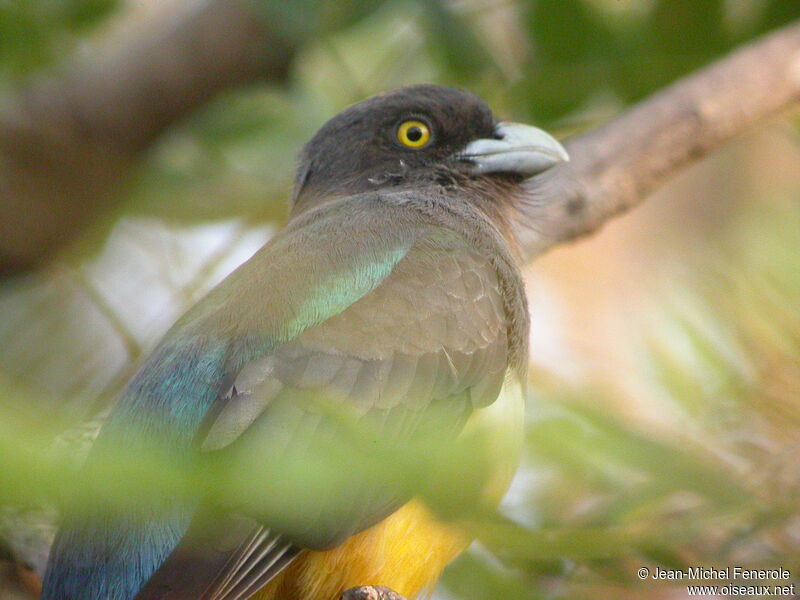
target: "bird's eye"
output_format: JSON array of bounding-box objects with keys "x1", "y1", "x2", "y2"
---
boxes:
[{"x1": 397, "y1": 120, "x2": 431, "y2": 148}]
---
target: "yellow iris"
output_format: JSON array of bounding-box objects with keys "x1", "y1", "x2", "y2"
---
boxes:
[{"x1": 397, "y1": 120, "x2": 431, "y2": 148}]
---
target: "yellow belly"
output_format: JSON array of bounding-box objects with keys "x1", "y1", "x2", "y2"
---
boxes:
[
  {"x1": 254, "y1": 374, "x2": 525, "y2": 600},
  {"x1": 254, "y1": 499, "x2": 469, "y2": 600}
]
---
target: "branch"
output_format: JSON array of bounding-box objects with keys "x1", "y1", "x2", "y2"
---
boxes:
[
  {"x1": 0, "y1": 0, "x2": 294, "y2": 276},
  {"x1": 512, "y1": 19, "x2": 800, "y2": 261},
  {"x1": 341, "y1": 586, "x2": 407, "y2": 600}
]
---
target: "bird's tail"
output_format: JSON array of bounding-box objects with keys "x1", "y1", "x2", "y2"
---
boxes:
[
  {"x1": 41, "y1": 508, "x2": 189, "y2": 600},
  {"x1": 134, "y1": 510, "x2": 300, "y2": 600}
]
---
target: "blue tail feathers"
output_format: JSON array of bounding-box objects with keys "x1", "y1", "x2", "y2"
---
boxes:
[{"x1": 41, "y1": 336, "x2": 229, "y2": 599}]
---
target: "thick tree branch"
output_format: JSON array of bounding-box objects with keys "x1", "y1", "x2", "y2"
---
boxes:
[
  {"x1": 0, "y1": 0, "x2": 293, "y2": 276},
  {"x1": 512, "y1": 20, "x2": 800, "y2": 261}
]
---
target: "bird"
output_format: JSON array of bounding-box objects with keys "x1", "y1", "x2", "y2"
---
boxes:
[{"x1": 40, "y1": 84, "x2": 568, "y2": 600}]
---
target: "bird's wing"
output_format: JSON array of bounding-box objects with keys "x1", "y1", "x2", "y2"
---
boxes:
[{"x1": 136, "y1": 197, "x2": 511, "y2": 600}]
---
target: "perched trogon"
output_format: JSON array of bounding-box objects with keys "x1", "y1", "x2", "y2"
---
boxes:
[{"x1": 41, "y1": 85, "x2": 568, "y2": 600}]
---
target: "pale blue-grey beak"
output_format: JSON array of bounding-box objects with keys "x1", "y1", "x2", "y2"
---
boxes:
[{"x1": 460, "y1": 122, "x2": 569, "y2": 177}]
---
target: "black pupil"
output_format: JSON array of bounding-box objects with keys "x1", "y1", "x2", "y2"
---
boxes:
[{"x1": 406, "y1": 126, "x2": 423, "y2": 142}]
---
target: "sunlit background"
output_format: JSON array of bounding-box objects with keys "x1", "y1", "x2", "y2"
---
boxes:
[{"x1": 1, "y1": 1, "x2": 799, "y2": 598}]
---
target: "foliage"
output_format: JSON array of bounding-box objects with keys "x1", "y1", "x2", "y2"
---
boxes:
[{"x1": 0, "y1": 0, "x2": 118, "y2": 81}]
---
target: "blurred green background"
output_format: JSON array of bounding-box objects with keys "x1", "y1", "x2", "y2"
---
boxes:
[{"x1": 1, "y1": 1, "x2": 799, "y2": 598}]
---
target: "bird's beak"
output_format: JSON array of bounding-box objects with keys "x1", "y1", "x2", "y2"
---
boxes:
[{"x1": 459, "y1": 122, "x2": 569, "y2": 177}]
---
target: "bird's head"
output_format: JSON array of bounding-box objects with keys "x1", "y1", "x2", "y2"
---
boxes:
[{"x1": 290, "y1": 84, "x2": 568, "y2": 216}]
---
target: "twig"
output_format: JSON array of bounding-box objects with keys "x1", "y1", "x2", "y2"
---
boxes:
[{"x1": 511, "y1": 20, "x2": 800, "y2": 261}]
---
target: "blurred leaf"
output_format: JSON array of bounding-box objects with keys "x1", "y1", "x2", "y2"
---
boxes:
[
  {"x1": 759, "y1": 0, "x2": 800, "y2": 30},
  {"x1": 418, "y1": 0, "x2": 497, "y2": 82},
  {"x1": 520, "y1": 0, "x2": 800, "y2": 124},
  {"x1": 648, "y1": 0, "x2": 727, "y2": 56},
  {"x1": 0, "y1": 0, "x2": 118, "y2": 78},
  {"x1": 523, "y1": 0, "x2": 611, "y2": 121},
  {"x1": 254, "y1": 0, "x2": 381, "y2": 41},
  {"x1": 443, "y1": 549, "x2": 546, "y2": 600},
  {"x1": 528, "y1": 401, "x2": 752, "y2": 506}
]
